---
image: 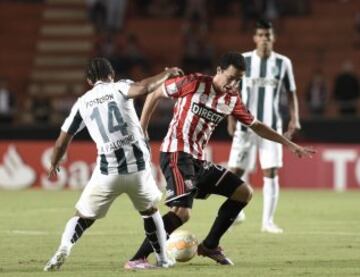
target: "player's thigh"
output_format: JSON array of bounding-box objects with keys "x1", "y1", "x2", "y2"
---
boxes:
[
  {"x1": 76, "y1": 169, "x2": 120, "y2": 219},
  {"x1": 160, "y1": 152, "x2": 196, "y2": 208},
  {"x1": 125, "y1": 167, "x2": 162, "y2": 212},
  {"x1": 228, "y1": 132, "x2": 257, "y2": 171},
  {"x1": 258, "y1": 138, "x2": 283, "y2": 169},
  {"x1": 196, "y1": 163, "x2": 245, "y2": 199}
]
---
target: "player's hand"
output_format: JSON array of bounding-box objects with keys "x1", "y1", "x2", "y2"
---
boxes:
[
  {"x1": 288, "y1": 143, "x2": 316, "y2": 158},
  {"x1": 48, "y1": 164, "x2": 60, "y2": 178},
  {"x1": 284, "y1": 119, "x2": 301, "y2": 140},
  {"x1": 165, "y1": 67, "x2": 184, "y2": 78}
]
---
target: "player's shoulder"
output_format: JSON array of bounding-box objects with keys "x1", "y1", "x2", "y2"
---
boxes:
[
  {"x1": 116, "y1": 79, "x2": 134, "y2": 85},
  {"x1": 78, "y1": 86, "x2": 93, "y2": 102},
  {"x1": 242, "y1": 51, "x2": 253, "y2": 57},
  {"x1": 113, "y1": 79, "x2": 134, "y2": 91},
  {"x1": 186, "y1": 73, "x2": 211, "y2": 82},
  {"x1": 176, "y1": 73, "x2": 211, "y2": 86},
  {"x1": 273, "y1": 51, "x2": 292, "y2": 63}
]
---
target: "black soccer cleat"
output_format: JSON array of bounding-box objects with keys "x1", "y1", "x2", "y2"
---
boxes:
[{"x1": 197, "y1": 243, "x2": 234, "y2": 265}]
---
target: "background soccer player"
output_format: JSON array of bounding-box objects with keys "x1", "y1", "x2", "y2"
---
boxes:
[
  {"x1": 44, "y1": 58, "x2": 183, "y2": 271},
  {"x1": 126, "y1": 52, "x2": 314, "y2": 268},
  {"x1": 228, "y1": 20, "x2": 301, "y2": 233}
]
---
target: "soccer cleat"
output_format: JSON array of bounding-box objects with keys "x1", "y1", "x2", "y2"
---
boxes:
[
  {"x1": 261, "y1": 223, "x2": 284, "y2": 234},
  {"x1": 197, "y1": 243, "x2": 234, "y2": 265},
  {"x1": 155, "y1": 252, "x2": 176, "y2": 268},
  {"x1": 43, "y1": 248, "x2": 68, "y2": 271},
  {"x1": 156, "y1": 258, "x2": 176, "y2": 268},
  {"x1": 124, "y1": 258, "x2": 156, "y2": 270}
]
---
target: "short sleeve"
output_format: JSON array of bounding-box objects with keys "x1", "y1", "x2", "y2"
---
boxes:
[
  {"x1": 61, "y1": 100, "x2": 86, "y2": 135},
  {"x1": 115, "y1": 79, "x2": 134, "y2": 99},
  {"x1": 283, "y1": 59, "x2": 296, "y2": 92},
  {"x1": 162, "y1": 74, "x2": 199, "y2": 98},
  {"x1": 232, "y1": 96, "x2": 255, "y2": 126}
]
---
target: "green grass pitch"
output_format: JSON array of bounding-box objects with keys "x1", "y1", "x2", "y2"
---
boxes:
[{"x1": 0, "y1": 190, "x2": 359, "y2": 277}]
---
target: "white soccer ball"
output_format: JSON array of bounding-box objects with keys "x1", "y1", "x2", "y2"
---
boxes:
[
  {"x1": 233, "y1": 210, "x2": 246, "y2": 225},
  {"x1": 166, "y1": 230, "x2": 198, "y2": 262}
]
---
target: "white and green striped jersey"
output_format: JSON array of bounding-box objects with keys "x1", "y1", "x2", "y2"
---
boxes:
[
  {"x1": 236, "y1": 50, "x2": 296, "y2": 132},
  {"x1": 61, "y1": 80, "x2": 150, "y2": 175}
]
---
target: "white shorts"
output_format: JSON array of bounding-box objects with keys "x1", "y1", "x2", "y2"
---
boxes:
[
  {"x1": 228, "y1": 130, "x2": 283, "y2": 171},
  {"x1": 75, "y1": 167, "x2": 162, "y2": 219}
]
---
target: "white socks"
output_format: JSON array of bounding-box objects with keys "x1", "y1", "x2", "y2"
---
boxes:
[
  {"x1": 142, "y1": 210, "x2": 168, "y2": 262},
  {"x1": 262, "y1": 176, "x2": 279, "y2": 227},
  {"x1": 59, "y1": 216, "x2": 79, "y2": 254},
  {"x1": 58, "y1": 216, "x2": 94, "y2": 255}
]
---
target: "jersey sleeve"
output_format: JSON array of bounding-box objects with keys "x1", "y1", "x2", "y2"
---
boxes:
[
  {"x1": 162, "y1": 74, "x2": 199, "y2": 98},
  {"x1": 232, "y1": 96, "x2": 255, "y2": 126},
  {"x1": 61, "y1": 100, "x2": 86, "y2": 135},
  {"x1": 115, "y1": 79, "x2": 134, "y2": 99},
  {"x1": 283, "y1": 59, "x2": 296, "y2": 92}
]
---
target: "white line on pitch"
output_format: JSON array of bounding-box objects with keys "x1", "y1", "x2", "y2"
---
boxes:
[
  {"x1": 1, "y1": 230, "x2": 136, "y2": 236},
  {"x1": 289, "y1": 231, "x2": 360, "y2": 237}
]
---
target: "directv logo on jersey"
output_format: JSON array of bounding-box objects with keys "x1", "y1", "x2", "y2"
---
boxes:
[
  {"x1": 191, "y1": 103, "x2": 224, "y2": 124},
  {"x1": 86, "y1": 94, "x2": 114, "y2": 108}
]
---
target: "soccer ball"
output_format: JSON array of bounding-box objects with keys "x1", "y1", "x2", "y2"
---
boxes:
[
  {"x1": 166, "y1": 230, "x2": 198, "y2": 262},
  {"x1": 233, "y1": 210, "x2": 246, "y2": 225}
]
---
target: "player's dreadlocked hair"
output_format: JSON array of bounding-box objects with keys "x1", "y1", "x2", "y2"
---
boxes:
[
  {"x1": 218, "y1": 51, "x2": 246, "y2": 71},
  {"x1": 86, "y1": 57, "x2": 115, "y2": 84}
]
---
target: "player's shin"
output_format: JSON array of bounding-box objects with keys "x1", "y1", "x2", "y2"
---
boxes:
[
  {"x1": 60, "y1": 216, "x2": 95, "y2": 254},
  {"x1": 142, "y1": 211, "x2": 168, "y2": 264},
  {"x1": 262, "y1": 176, "x2": 279, "y2": 226},
  {"x1": 44, "y1": 216, "x2": 95, "y2": 271},
  {"x1": 203, "y1": 199, "x2": 247, "y2": 249},
  {"x1": 131, "y1": 211, "x2": 183, "y2": 261}
]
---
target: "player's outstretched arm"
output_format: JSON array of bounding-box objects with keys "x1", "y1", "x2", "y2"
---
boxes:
[
  {"x1": 49, "y1": 131, "x2": 73, "y2": 177},
  {"x1": 127, "y1": 67, "x2": 184, "y2": 98},
  {"x1": 140, "y1": 87, "x2": 164, "y2": 139},
  {"x1": 250, "y1": 120, "x2": 315, "y2": 158}
]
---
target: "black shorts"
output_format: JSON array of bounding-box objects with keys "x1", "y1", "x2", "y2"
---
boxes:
[{"x1": 160, "y1": 151, "x2": 245, "y2": 208}]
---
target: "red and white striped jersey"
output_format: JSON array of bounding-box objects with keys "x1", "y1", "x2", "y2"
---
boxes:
[{"x1": 160, "y1": 73, "x2": 255, "y2": 160}]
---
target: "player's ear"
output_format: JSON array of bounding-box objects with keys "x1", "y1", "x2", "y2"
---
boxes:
[
  {"x1": 108, "y1": 74, "x2": 114, "y2": 82},
  {"x1": 216, "y1": 66, "x2": 222, "y2": 74},
  {"x1": 87, "y1": 78, "x2": 93, "y2": 86}
]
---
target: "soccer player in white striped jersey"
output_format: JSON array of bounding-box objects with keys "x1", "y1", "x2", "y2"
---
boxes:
[
  {"x1": 43, "y1": 58, "x2": 183, "y2": 271},
  {"x1": 228, "y1": 20, "x2": 301, "y2": 233}
]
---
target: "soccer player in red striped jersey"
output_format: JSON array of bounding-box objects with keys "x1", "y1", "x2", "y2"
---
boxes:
[{"x1": 125, "y1": 52, "x2": 315, "y2": 268}]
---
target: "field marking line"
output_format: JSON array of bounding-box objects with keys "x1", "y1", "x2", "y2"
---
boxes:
[
  {"x1": 0, "y1": 230, "x2": 137, "y2": 236},
  {"x1": 289, "y1": 231, "x2": 360, "y2": 237}
]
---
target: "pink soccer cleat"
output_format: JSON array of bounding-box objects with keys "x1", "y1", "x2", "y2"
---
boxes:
[{"x1": 124, "y1": 258, "x2": 156, "y2": 270}]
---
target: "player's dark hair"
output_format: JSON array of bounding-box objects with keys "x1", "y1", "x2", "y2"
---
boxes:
[
  {"x1": 256, "y1": 19, "x2": 273, "y2": 30},
  {"x1": 86, "y1": 57, "x2": 115, "y2": 83},
  {"x1": 218, "y1": 51, "x2": 246, "y2": 71}
]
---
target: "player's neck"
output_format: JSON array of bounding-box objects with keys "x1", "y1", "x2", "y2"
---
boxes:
[{"x1": 256, "y1": 49, "x2": 272, "y2": 59}]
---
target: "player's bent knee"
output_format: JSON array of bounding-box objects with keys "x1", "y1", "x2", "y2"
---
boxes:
[
  {"x1": 231, "y1": 167, "x2": 245, "y2": 177},
  {"x1": 139, "y1": 206, "x2": 158, "y2": 216},
  {"x1": 263, "y1": 168, "x2": 278, "y2": 178},
  {"x1": 75, "y1": 210, "x2": 97, "y2": 221},
  {"x1": 171, "y1": 207, "x2": 191, "y2": 223},
  {"x1": 230, "y1": 183, "x2": 253, "y2": 203}
]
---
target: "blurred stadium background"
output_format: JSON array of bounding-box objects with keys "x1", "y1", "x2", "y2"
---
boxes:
[
  {"x1": 1, "y1": 0, "x2": 360, "y2": 189},
  {"x1": 0, "y1": 0, "x2": 359, "y2": 276}
]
